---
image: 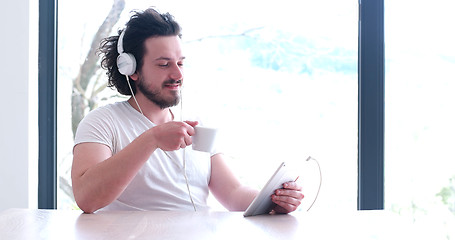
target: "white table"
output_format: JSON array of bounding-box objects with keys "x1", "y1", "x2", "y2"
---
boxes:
[{"x1": 0, "y1": 208, "x2": 435, "y2": 239}]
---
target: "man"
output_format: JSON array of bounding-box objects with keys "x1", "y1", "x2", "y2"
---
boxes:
[{"x1": 71, "y1": 8, "x2": 304, "y2": 213}]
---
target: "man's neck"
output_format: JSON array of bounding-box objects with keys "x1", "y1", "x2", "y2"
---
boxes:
[{"x1": 128, "y1": 97, "x2": 173, "y2": 125}]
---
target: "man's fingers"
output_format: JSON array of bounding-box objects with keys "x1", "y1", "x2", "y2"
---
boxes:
[
  {"x1": 270, "y1": 181, "x2": 305, "y2": 214},
  {"x1": 275, "y1": 188, "x2": 305, "y2": 200},
  {"x1": 271, "y1": 196, "x2": 300, "y2": 213},
  {"x1": 183, "y1": 134, "x2": 192, "y2": 147},
  {"x1": 283, "y1": 181, "x2": 303, "y2": 191},
  {"x1": 184, "y1": 120, "x2": 199, "y2": 128},
  {"x1": 272, "y1": 193, "x2": 303, "y2": 207}
]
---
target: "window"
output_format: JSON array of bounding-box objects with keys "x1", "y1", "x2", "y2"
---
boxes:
[
  {"x1": 55, "y1": 0, "x2": 358, "y2": 211},
  {"x1": 385, "y1": 0, "x2": 455, "y2": 237}
]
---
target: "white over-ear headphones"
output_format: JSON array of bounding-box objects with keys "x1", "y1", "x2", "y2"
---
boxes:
[{"x1": 117, "y1": 29, "x2": 137, "y2": 76}]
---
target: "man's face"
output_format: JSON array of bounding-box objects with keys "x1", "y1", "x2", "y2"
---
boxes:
[{"x1": 133, "y1": 35, "x2": 185, "y2": 109}]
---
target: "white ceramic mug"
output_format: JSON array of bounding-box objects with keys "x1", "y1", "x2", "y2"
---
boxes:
[{"x1": 192, "y1": 126, "x2": 218, "y2": 153}]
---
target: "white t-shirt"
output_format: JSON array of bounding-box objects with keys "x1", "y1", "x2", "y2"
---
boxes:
[{"x1": 74, "y1": 101, "x2": 213, "y2": 211}]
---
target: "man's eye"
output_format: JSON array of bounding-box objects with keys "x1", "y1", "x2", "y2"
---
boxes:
[{"x1": 158, "y1": 63, "x2": 169, "y2": 67}]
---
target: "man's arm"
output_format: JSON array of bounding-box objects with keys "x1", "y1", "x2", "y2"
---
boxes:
[
  {"x1": 208, "y1": 154, "x2": 258, "y2": 211},
  {"x1": 72, "y1": 136, "x2": 156, "y2": 213},
  {"x1": 71, "y1": 121, "x2": 197, "y2": 213}
]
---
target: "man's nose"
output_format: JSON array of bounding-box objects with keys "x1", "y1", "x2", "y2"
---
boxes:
[{"x1": 170, "y1": 64, "x2": 183, "y2": 80}]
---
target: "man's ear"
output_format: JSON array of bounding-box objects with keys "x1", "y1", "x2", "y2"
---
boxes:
[{"x1": 130, "y1": 72, "x2": 139, "y2": 81}]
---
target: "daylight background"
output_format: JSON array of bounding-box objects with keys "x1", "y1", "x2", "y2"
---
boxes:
[{"x1": 57, "y1": 0, "x2": 454, "y2": 238}]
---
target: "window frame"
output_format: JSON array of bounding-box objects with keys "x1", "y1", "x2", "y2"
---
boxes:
[
  {"x1": 357, "y1": 0, "x2": 385, "y2": 210},
  {"x1": 38, "y1": 0, "x2": 58, "y2": 209}
]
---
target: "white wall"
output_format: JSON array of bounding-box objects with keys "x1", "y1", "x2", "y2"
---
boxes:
[{"x1": 0, "y1": 0, "x2": 36, "y2": 211}]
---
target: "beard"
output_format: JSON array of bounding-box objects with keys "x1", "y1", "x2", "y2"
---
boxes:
[{"x1": 137, "y1": 78, "x2": 182, "y2": 109}]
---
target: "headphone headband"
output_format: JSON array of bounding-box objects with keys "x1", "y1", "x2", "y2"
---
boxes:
[{"x1": 117, "y1": 30, "x2": 126, "y2": 54}]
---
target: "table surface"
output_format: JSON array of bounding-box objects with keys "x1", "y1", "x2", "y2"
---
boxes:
[{"x1": 0, "y1": 208, "x2": 438, "y2": 240}]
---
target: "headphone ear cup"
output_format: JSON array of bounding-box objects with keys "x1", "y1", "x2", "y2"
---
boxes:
[{"x1": 117, "y1": 53, "x2": 137, "y2": 76}]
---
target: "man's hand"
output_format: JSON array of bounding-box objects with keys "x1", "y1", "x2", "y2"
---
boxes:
[
  {"x1": 271, "y1": 181, "x2": 304, "y2": 214},
  {"x1": 150, "y1": 121, "x2": 198, "y2": 151}
]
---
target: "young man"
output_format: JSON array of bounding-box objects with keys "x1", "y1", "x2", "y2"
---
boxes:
[{"x1": 71, "y1": 8, "x2": 304, "y2": 213}]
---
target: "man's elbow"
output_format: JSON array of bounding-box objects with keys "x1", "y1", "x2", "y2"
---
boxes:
[
  {"x1": 74, "y1": 197, "x2": 98, "y2": 213},
  {"x1": 73, "y1": 190, "x2": 102, "y2": 213}
]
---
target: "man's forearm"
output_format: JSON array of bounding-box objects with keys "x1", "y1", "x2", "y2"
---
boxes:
[{"x1": 226, "y1": 186, "x2": 259, "y2": 211}]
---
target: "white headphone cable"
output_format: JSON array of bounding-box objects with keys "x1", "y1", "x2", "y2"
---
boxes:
[
  {"x1": 180, "y1": 87, "x2": 197, "y2": 211},
  {"x1": 125, "y1": 74, "x2": 196, "y2": 211},
  {"x1": 305, "y1": 156, "x2": 322, "y2": 211},
  {"x1": 125, "y1": 75, "x2": 143, "y2": 115}
]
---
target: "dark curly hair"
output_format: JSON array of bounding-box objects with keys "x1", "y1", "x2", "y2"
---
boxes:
[{"x1": 98, "y1": 8, "x2": 182, "y2": 95}]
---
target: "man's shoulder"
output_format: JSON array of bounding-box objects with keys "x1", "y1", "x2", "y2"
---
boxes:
[
  {"x1": 74, "y1": 102, "x2": 129, "y2": 148},
  {"x1": 87, "y1": 101, "x2": 128, "y2": 116},
  {"x1": 78, "y1": 101, "x2": 129, "y2": 127}
]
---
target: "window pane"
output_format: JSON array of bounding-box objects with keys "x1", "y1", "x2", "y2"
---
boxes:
[
  {"x1": 385, "y1": 0, "x2": 455, "y2": 237},
  {"x1": 58, "y1": 0, "x2": 358, "y2": 212}
]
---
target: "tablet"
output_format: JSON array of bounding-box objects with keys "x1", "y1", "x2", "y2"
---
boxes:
[{"x1": 243, "y1": 162, "x2": 299, "y2": 217}]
